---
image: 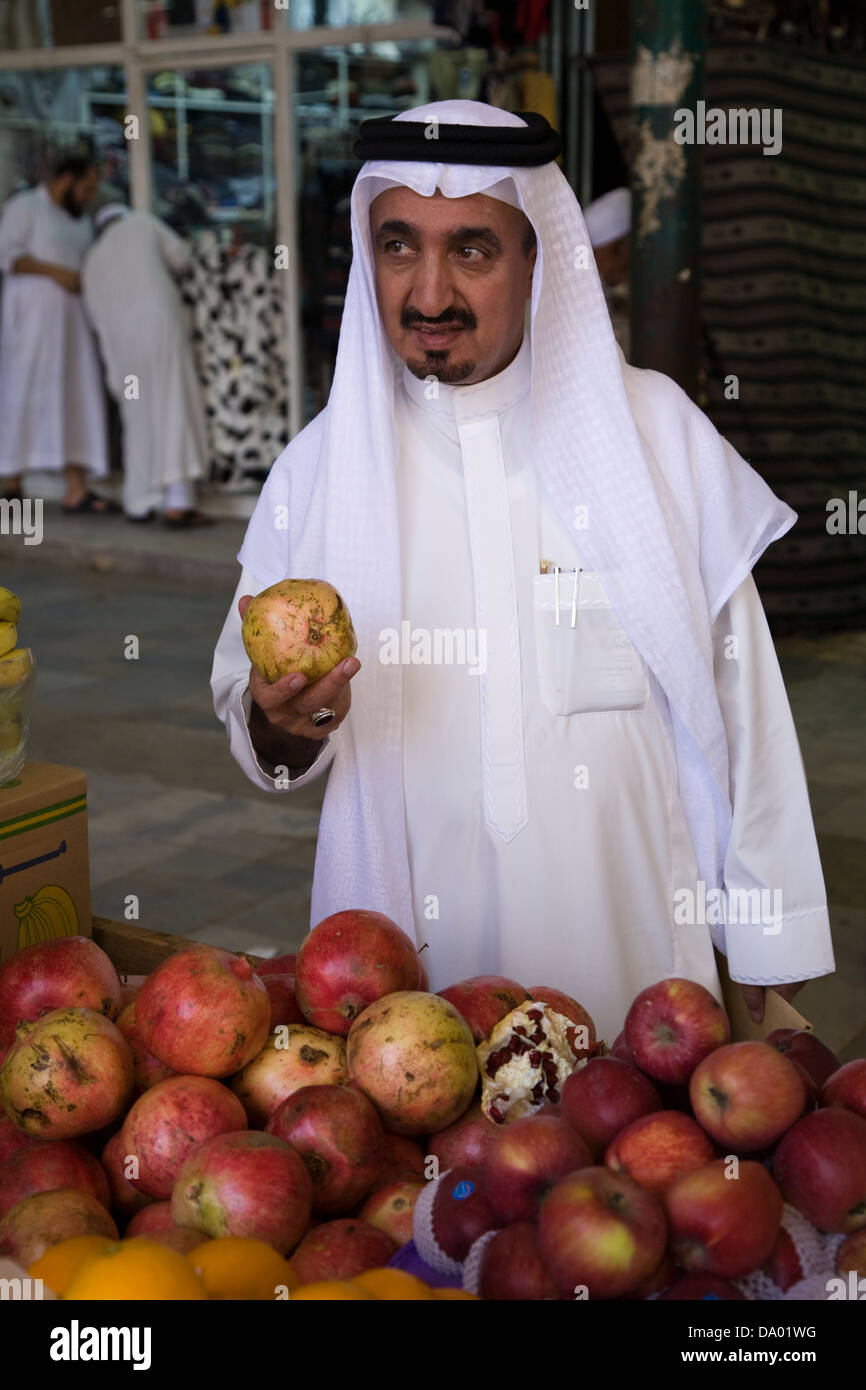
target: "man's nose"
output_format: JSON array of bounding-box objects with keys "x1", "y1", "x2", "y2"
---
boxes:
[{"x1": 408, "y1": 255, "x2": 461, "y2": 318}]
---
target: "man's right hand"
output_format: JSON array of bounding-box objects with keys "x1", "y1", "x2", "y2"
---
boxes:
[
  {"x1": 238, "y1": 594, "x2": 361, "y2": 769},
  {"x1": 52, "y1": 267, "x2": 81, "y2": 294}
]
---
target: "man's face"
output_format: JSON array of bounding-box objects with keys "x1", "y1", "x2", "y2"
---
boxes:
[
  {"x1": 370, "y1": 186, "x2": 536, "y2": 385},
  {"x1": 594, "y1": 234, "x2": 629, "y2": 289},
  {"x1": 57, "y1": 166, "x2": 100, "y2": 217}
]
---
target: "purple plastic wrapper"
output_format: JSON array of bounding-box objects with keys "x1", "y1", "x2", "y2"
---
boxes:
[{"x1": 387, "y1": 1239, "x2": 464, "y2": 1289}]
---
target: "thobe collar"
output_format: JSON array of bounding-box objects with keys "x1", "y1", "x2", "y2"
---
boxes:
[{"x1": 399, "y1": 330, "x2": 531, "y2": 419}]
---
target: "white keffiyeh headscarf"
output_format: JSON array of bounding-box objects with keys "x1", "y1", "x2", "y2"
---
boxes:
[{"x1": 241, "y1": 99, "x2": 795, "y2": 929}]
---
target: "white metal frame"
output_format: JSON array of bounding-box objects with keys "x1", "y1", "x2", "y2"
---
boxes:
[{"x1": 1, "y1": 7, "x2": 455, "y2": 437}]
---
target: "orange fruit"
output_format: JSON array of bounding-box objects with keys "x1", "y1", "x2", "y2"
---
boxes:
[
  {"x1": 28, "y1": 1236, "x2": 117, "y2": 1296},
  {"x1": 431, "y1": 1287, "x2": 479, "y2": 1299},
  {"x1": 290, "y1": 1281, "x2": 375, "y2": 1300},
  {"x1": 62, "y1": 1237, "x2": 206, "y2": 1300},
  {"x1": 351, "y1": 1268, "x2": 434, "y2": 1300},
  {"x1": 186, "y1": 1237, "x2": 298, "y2": 1300}
]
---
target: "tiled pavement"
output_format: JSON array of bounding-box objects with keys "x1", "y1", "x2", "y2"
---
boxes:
[{"x1": 3, "y1": 518, "x2": 864, "y2": 1060}]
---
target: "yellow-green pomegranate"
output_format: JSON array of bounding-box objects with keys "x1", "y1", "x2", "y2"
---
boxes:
[{"x1": 242, "y1": 578, "x2": 357, "y2": 684}]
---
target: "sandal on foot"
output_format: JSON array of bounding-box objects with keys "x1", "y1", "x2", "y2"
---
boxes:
[
  {"x1": 62, "y1": 491, "x2": 122, "y2": 516},
  {"x1": 162, "y1": 510, "x2": 215, "y2": 529}
]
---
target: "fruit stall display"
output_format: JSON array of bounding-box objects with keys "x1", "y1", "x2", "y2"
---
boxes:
[
  {"x1": 0, "y1": 913, "x2": 864, "y2": 1302},
  {"x1": 0, "y1": 586, "x2": 34, "y2": 787}
]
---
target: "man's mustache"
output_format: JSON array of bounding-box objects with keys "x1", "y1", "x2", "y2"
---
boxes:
[{"x1": 402, "y1": 308, "x2": 476, "y2": 330}]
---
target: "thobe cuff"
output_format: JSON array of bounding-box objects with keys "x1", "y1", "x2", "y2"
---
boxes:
[
  {"x1": 723, "y1": 904, "x2": 835, "y2": 985},
  {"x1": 229, "y1": 684, "x2": 333, "y2": 791}
]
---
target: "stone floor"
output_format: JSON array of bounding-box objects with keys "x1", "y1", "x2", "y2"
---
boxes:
[{"x1": 3, "y1": 510, "x2": 864, "y2": 1059}]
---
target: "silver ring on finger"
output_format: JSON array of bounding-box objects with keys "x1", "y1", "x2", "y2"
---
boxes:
[{"x1": 310, "y1": 706, "x2": 336, "y2": 727}]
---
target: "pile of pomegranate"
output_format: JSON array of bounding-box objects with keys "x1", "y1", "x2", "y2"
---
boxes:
[{"x1": 0, "y1": 922, "x2": 863, "y2": 1299}]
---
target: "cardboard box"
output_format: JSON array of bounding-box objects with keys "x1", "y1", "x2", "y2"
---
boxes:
[
  {"x1": 716, "y1": 949, "x2": 812, "y2": 1040},
  {"x1": 0, "y1": 763, "x2": 92, "y2": 963}
]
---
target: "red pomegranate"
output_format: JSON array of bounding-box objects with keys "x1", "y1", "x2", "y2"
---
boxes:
[
  {"x1": 0, "y1": 1189, "x2": 118, "y2": 1267},
  {"x1": 263, "y1": 975, "x2": 305, "y2": 1028},
  {"x1": 0, "y1": 936, "x2": 121, "y2": 1049},
  {"x1": 294, "y1": 910, "x2": 422, "y2": 1036},
  {"x1": 231, "y1": 1025, "x2": 347, "y2": 1128},
  {"x1": 253, "y1": 954, "x2": 297, "y2": 977},
  {"x1": 100, "y1": 1131, "x2": 156, "y2": 1222},
  {"x1": 378, "y1": 1133, "x2": 427, "y2": 1185},
  {"x1": 437, "y1": 975, "x2": 529, "y2": 1045},
  {"x1": 290, "y1": 1218, "x2": 398, "y2": 1283},
  {"x1": 0, "y1": 1007, "x2": 134, "y2": 1140},
  {"x1": 527, "y1": 987, "x2": 596, "y2": 1058},
  {"x1": 121, "y1": 1075, "x2": 248, "y2": 1199},
  {"x1": 115, "y1": 1000, "x2": 176, "y2": 1093},
  {"x1": 0, "y1": 1112, "x2": 37, "y2": 1165},
  {"x1": 171, "y1": 1131, "x2": 313, "y2": 1255},
  {"x1": 266, "y1": 1084, "x2": 387, "y2": 1216},
  {"x1": 125, "y1": 1202, "x2": 175, "y2": 1237},
  {"x1": 0, "y1": 1140, "x2": 111, "y2": 1220},
  {"x1": 136, "y1": 945, "x2": 270, "y2": 1078}
]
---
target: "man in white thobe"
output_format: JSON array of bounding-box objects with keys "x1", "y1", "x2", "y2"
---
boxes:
[
  {"x1": 211, "y1": 101, "x2": 834, "y2": 1042},
  {"x1": 82, "y1": 204, "x2": 211, "y2": 525},
  {"x1": 0, "y1": 152, "x2": 112, "y2": 512}
]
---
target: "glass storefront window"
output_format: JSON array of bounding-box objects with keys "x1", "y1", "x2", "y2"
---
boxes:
[
  {"x1": 289, "y1": 1, "x2": 433, "y2": 29},
  {"x1": 295, "y1": 39, "x2": 438, "y2": 420},
  {"x1": 146, "y1": 62, "x2": 275, "y2": 243},
  {"x1": 0, "y1": 1, "x2": 122, "y2": 48},
  {"x1": 0, "y1": 65, "x2": 128, "y2": 204},
  {"x1": 136, "y1": 1, "x2": 273, "y2": 39}
]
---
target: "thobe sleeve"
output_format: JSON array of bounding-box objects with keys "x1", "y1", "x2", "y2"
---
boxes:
[
  {"x1": 0, "y1": 194, "x2": 35, "y2": 274},
  {"x1": 713, "y1": 573, "x2": 835, "y2": 985},
  {"x1": 211, "y1": 567, "x2": 337, "y2": 793},
  {"x1": 152, "y1": 216, "x2": 192, "y2": 276}
]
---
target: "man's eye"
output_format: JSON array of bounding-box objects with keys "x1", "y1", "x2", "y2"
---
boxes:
[
  {"x1": 457, "y1": 246, "x2": 484, "y2": 261},
  {"x1": 384, "y1": 239, "x2": 409, "y2": 253}
]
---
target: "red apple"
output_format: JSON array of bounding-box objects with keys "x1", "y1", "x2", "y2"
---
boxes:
[
  {"x1": 605, "y1": 1110, "x2": 716, "y2": 1194},
  {"x1": 136, "y1": 945, "x2": 270, "y2": 1078},
  {"x1": 822, "y1": 1060, "x2": 866, "y2": 1121},
  {"x1": 664, "y1": 1159, "x2": 783, "y2": 1277},
  {"x1": 623, "y1": 1251, "x2": 677, "y2": 1300},
  {"x1": 765, "y1": 1226, "x2": 806, "y2": 1292},
  {"x1": 0, "y1": 936, "x2": 121, "y2": 1049},
  {"x1": 100, "y1": 1131, "x2": 156, "y2": 1222},
  {"x1": 689, "y1": 1041, "x2": 808, "y2": 1152},
  {"x1": 265, "y1": 1084, "x2": 387, "y2": 1215},
  {"x1": 625, "y1": 978, "x2": 730, "y2": 1085},
  {"x1": 263, "y1": 974, "x2": 305, "y2": 1027},
  {"x1": 560, "y1": 1057, "x2": 662, "y2": 1159},
  {"x1": 766, "y1": 1028, "x2": 840, "y2": 1097},
  {"x1": 659, "y1": 1273, "x2": 746, "y2": 1300},
  {"x1": 484, "y1": 1114, "x2": 592, "y2": 1222},
  {"x1": 171, "y1": 1131, "x2": 314, "y2": 1254},
  {"x1": 437, "y1": 975, "x2": 529, "y2": 1045},
  {"x1": 294, "y1": 910, "x2": 422, "y2": 1036},
  {"x1": 773, "y1": 1108, "x2": 866, "y2": 1233},
  {"x1": 431, "y1": 1166, "x2": 501, "y2": 1261},
  {"x1": 121, "y1": 1075, "x2": 248, "y2": 1199},
  {"x1": 527, "y1": 987, "x2": 596, "y2": 1058},
  {"x1": 609, "y1": 1031, "x2": 634, "y2": 1064},
  {"x1": 426, "y1": 1100, "x2": 497, "y2": 1173},
  {"x1": 836, "y1": 1229, "x2": 866, "y2": 1279},
  {"x1": 480, "y1": 1221, "x2": 561, "y2": 1300},
  {"x1": 0, "y1": 1140, "x2": 111, "y2": 1220},
  {"x1": 290, "y1": 1218, "x2": 398, "y2": 1282},
  {"x1": 377, "y1": 1132, "x2": 427, "y2": 1186},
  {"x1": 538, "y1": 1166, "x2": 667, "y2": 1300},
  {"x1": 358, "y1": 1181, "x2": 424, "y2": 1246}
]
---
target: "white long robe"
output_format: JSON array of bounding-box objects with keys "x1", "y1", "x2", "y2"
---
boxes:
[
  {"x1": 0, "y1": 185, "x2": 107, "y2": 478},
  {"x1": 212, "y1": 337, "x2": 834, "y2": 1041},
  {"x1": 82, "y1": 212, "x2": 207, "y2": 518}
]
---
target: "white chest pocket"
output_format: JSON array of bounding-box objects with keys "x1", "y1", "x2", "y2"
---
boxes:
[{"x1": 532, "y1": 568, "x2": 648, "y2": 716}]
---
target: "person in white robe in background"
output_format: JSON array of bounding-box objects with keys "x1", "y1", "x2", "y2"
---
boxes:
[
  {"x1": 211, "y1": 101, "x2": 834, "y2": 1041},
  {"x1": 584, "y1": 186, "x2": 631, "y2": 360},
  {"x1": 0, "y1": 151, "x2": 113, "y2": 513},
  {"x1": 82, "y1": 204, "x2": 211, "y2": 527}
]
